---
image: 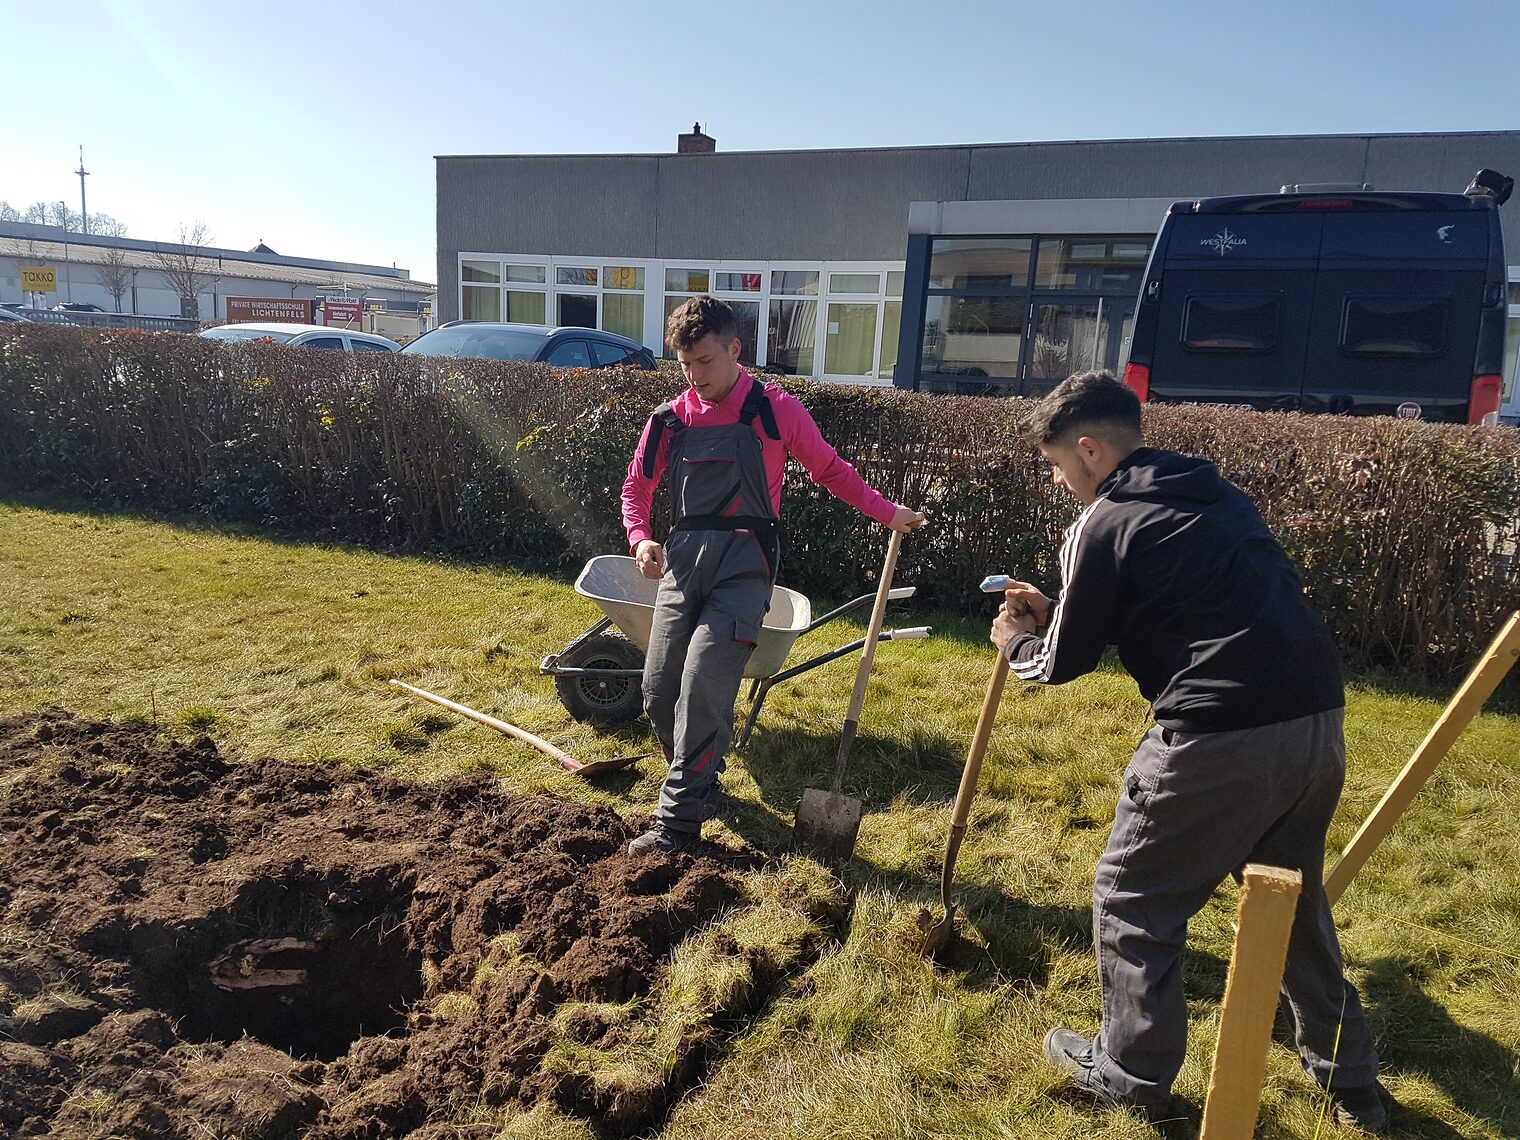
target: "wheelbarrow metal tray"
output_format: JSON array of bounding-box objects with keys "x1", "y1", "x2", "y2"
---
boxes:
[{"x1": 574, "y1": 555, "x2": 812, "y2": 679}]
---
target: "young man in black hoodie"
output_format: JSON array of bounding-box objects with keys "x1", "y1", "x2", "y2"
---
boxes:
[{"x1": 992, "y1": 371, "x2": 1388, "y2": 1131}]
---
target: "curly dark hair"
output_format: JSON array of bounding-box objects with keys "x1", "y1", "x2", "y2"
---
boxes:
[
  {"x1": 1024, "y1": 369, "x2": 1144, "y2": 447},
  {"x1": 665, "y1": 295, "x2": 738, "y2": 352}
]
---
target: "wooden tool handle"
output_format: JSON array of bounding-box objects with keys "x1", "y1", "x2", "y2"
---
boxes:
[
  {"x1": 388, "y1": 679, "x2": 579, "y2": 767},
  {"x1": 830, "y1": 528, "x2": 906, "y2": 791},
  {"x1": 1324, "y1": 609, "x2": 1520, "y2": 905},
  {"x1": 950, "y1": 652, "x2": 1010, "y2": 830}
]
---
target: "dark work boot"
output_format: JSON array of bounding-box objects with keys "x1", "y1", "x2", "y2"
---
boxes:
[
  {"x1": 1329, "y1": 1081, "x2": 1390, "y2": 1133},
  {"x1": 627, "y1": 823, "x2": 699, "y2": 856},
  {"x1": 1043, "y1": 1027, "x2": 1172, "y2": 1123}
]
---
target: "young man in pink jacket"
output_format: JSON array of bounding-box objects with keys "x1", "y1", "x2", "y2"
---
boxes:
[{"x1": 621, "y1": 296, "x2": 923, "y2": 854}]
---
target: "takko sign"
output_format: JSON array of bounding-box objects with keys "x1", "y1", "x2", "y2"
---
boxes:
[{"x1": 226, "y1": 297, "x2": 314, "y2": 324}]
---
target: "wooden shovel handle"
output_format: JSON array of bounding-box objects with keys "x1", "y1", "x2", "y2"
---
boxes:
[
  {"x1": 831, "y1": 528, "x2": 905, "y2": 790},
  {"x1": 951, "y1": 651, "x2": 1010, "y2": 831},
  {"x1": 388, "y1": 679, "x2": 579, "y2": 768}
]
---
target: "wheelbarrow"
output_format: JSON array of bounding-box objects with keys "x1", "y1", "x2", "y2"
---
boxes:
[{"x1": 539, "y1": 555, "x2": 931, "y2": 745}]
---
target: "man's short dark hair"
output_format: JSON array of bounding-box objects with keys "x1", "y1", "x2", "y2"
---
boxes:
[
  {"x1": 665, "y1": 295, "x2": 737, "y2": 352},
  {"x1": 1024, "y1": 369, "x2": 1144, "y2": 447}
]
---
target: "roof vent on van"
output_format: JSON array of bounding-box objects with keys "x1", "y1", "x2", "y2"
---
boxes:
[{"x1": 1279, "y1": 182, "x2": 1374, "y2": 193}]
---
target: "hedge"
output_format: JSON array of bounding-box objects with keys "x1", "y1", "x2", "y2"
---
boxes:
[{"x1": 2, "y1": 324, "x2": 1517, "y2": 684}]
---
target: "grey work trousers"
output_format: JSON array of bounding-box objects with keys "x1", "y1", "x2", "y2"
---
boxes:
[
  {"x1": 1080, "y1": 707, "x2": 1380, "y2": 1113},
  {"x1": 643, "y1": 530, "x2": 768, "y2": 833}
]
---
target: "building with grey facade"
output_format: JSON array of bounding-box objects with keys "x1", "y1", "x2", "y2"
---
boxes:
[{"x1": 436, "y1": 128, "x2": 1520, "y2": 417}]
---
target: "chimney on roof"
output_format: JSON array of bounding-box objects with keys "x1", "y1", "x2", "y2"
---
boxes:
[{"x1": 678, "y1": 121, "x2": 715, "y2": 154}]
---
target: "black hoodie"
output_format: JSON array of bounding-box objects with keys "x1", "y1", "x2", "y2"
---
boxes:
[{"x1": 1005, "y1": 447, "x2": 1344, "y2": 733}]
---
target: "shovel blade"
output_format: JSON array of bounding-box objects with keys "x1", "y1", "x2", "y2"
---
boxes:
[
  {"x1": 794, "y1": 787, "x2": 865, "y2": 861},
  {"x1": 916, "y1": 902, "x2": 959, "y2": 960},
  {"x1": 562, "y1": 753, "x2": 645, "y2": 779}
]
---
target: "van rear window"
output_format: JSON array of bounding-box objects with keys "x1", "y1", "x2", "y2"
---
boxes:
[
  {"x1": 1339, "y1": 296, "x2": 1448, "y2": 357},
  {"x1": 1182, "y1": 295, "x2": 1280, "y2": 352}
]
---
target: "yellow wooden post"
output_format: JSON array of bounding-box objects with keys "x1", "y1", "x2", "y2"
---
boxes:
[
  {"x1": 1199, "y1": 864, "x2": 1303, "y2": 1140},
  {"x1": 1325, "y1": 611, "x2": 1520, "y2": 906}
]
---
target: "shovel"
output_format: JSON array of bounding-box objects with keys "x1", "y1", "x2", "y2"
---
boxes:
[
  {"x1": 794, "y1": 527, "x2": 905, "y2": 860},
  {"x1": 919, "y1": 647, "x2": 1010, "y2": 958},
  {"x1": 388, "y1": 679, "x2": 643, "y2": 778}
]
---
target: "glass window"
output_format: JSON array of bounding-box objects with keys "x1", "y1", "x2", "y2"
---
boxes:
[
  {"x1": 824, "y1": 302, "x2": 878, "y2": 376},
  {"x1": 556, "y1": 267, "x2": 598, "y2": 286},
  {"x1": 920, "y1": 294, "x2": 1023, "y2": 379},
  {"x1": 299, "y1": 336, "x2": 346, "y2": 351},
  {"x1": 928, "y1": 239, "x2": 1032, "y2": 291},
  {"x1": 401, "y1": 326, "x2": 545, "y2": 360},
  {"x1": 767, "y1": 298, "x2": 817, "y2": 375},
  {"x1": 504, "y1": 289, "x2": 547, "y2": 325},
  {"x1": 545, "y1": 339, "x2": 591, "y2": 367},
  {"x1": 829, "y1": 273, "x2": 881, "y2": 295},
  {"x1": 462, "y1": 260, "x2": 500, "y2": 284},
  {"x1": 1504, "y1": 315, "x2": 1520, "y2": 400},
  {"x1": 714, "y1": 271, "x2": 762, "y2": 292},
  {"x1": 1035, "y1": 237, "x2": 1150, "y2": 291},
  {"x1": 605, "y1": 265, "x2": 645, "y2": 290},
  {"x1": 591, "y1": 341, "x2": 629, "y2": 367},
  {"x1": 557, "y1": 292, "x2": 597, "y2": 329},
  {"x1": 771, "y1": 270, "x2": 818, "y2": 296},
  {"x1": 1182, "y1": 295, "x2": 1280, "y2": 352},
  {"x1": 504, "y1": 264, "x2": 546, "y2": 284},
  {"x1": 462, "y1": 285, "x2": 501, "y2": 322},
  {"x1": 1031, "y1": 301, "x2": 1109, "y2": 381},
  {"x1": 886, "y1": 271, "x2": 904, "y2": 298},
  {"x1": 602, "y1": 292, "x2": 644, "y2": 342},
  {"x1": 1340, "y1": 296, "x2": 1447, "y2": 357},
  {"x1": 665, "y1": 268, "x2": 710, "y2": 293},
  {"x1": 350, "y1": 339, "x2": 392, "y2": 353},
  {"x1": 727, "y1": 299, "x2": 761, "y2": 365},
  {"x1": 878, "y1": 300, "x2": 902, "y2": 380},
  {"x1": 1508, "y1": 280, "x2": 1520, "y2": 306}
]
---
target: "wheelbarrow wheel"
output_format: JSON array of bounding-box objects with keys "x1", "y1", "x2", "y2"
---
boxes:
[{"x1": 553, "y1": 633, "x2": 646, "y2": 724}]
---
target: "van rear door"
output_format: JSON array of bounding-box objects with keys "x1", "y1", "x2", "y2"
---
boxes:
[
  {"x1": 1299, "y1": 210, "x2": 1490, "y2": 421},
  {"x1": 1149, "y1": 213, "x2": 1322, "y2": 409}
]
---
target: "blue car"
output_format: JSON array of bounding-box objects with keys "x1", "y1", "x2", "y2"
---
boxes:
[{"x1": 400, "y1": 322, "x2": 656, "y2": 369}]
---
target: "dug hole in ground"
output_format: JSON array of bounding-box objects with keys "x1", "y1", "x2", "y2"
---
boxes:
[{"x1": 0, "y1": 709, "x2": 844, "y2": 1139}]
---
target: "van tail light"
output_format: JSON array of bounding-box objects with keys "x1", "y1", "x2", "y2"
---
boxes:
[
  {"x1": 1296, "y1": 198, "x2": 1356, "y2": 210},
  {"x1": 1468, "y1": 374, "x2": 1502, "y2": 425},
  {"x1": 1124, "y1": 362, "x2": 1151, "y2": 402}
]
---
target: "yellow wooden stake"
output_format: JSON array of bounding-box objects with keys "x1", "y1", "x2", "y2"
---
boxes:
[
  {"x1": 1325, "y1": 610, "x2": 1520, "y2": 906},
  {"x1": 1200, "y1": 864, "x2": 1304, "y2": 1140}
]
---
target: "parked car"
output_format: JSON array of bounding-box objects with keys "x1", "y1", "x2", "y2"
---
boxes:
[
  {"x1": 399, "y1": 323, "x2": 656, "y2": 369},
  {"x1": 199, "y1": 323, "x2": 401, "y2": 353},
  {"x1": 1124, "y1": 168, "x2": 1513, "y2": 424},
  {"x1": 52, "y1": 302, "x2": 107, "y2": 313},
  {"x1": 0, "y1": 307, "x2": 33, "y2": 323}
]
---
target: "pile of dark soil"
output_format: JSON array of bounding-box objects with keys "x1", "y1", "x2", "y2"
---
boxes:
[{"x1": 0, "y1": 710, "x2": 781, "y2": 1139}]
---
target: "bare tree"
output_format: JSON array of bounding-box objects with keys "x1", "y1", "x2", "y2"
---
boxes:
[
  {"x1": 94, "y1": 219, "x2": 132, "y2": 312},
  {"x1": 22, "y1": 202, "x2": 48, "y2": 224},
  {"x1": 149, "y1": 222, "x2": 220, "y2": 319},
  {"x1": 0, "y1": 201, "x2": 21, "y2": 222}
]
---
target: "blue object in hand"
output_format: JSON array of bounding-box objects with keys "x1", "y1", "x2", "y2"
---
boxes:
[{"x1": 980, "y1": 574, "x2": 1011, "y2": 593}]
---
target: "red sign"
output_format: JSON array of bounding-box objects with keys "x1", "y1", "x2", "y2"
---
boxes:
[
  {"x1": 226, "y1": 297, "x2": 314, "y2": 324},
  {"x1": 324, "y1": 300, "x2": 363, "y2": 327}
]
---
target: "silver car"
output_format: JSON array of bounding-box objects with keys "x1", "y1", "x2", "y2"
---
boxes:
[{"x1": 199, "y1": 322, "x2": 400, "y2": 353}]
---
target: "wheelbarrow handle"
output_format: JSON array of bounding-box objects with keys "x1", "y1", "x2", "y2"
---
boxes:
[{"x1": 882, "y1": 626, "x2": 932, "y2": 640}]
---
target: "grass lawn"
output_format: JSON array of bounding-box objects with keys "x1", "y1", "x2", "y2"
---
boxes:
[{"x1": 2, "y1": 495, "x2": 1517, "y2": 1139}]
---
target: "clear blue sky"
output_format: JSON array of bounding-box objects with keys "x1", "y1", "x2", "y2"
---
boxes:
[{"x1": 4, "y1": 0, "x2": 1514, "y2": 286}]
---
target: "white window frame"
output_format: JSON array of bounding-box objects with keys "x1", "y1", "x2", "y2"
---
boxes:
[
  {"x1": 456, "y1": 252, "x2": 906, "y2": 384},
  {"x1": 1503, "y1": 266, "x2": 1520, "y2": 422}
]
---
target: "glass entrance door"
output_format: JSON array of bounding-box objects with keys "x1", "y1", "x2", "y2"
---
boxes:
[{"x1": 1024, "y1": 296, "x2": 1135, "y2": 395}]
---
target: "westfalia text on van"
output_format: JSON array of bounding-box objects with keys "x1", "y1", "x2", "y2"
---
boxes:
[{"x1": 1123, "y1": 171, "x2": 1511, "y2": 424}]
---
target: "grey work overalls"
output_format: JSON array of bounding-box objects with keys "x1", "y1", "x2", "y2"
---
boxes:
[{"x1": 639, "y1": 380, "x2": 780, "y2": 833}]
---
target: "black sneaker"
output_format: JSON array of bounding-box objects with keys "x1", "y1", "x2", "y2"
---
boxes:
[
  {"x1": 1043, "y1": 1028, "x2": 1172, "y2": 1123},
  {"x1": 627, "y1": 823, "x2": 699, "y2": 855},
  {"x1": 1329, "y1": 1081, "x2": 1390, "y2": 1133},
  {"x1": 1043, "y1": 1027, "x2": 1094, "y2": 1076}
]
